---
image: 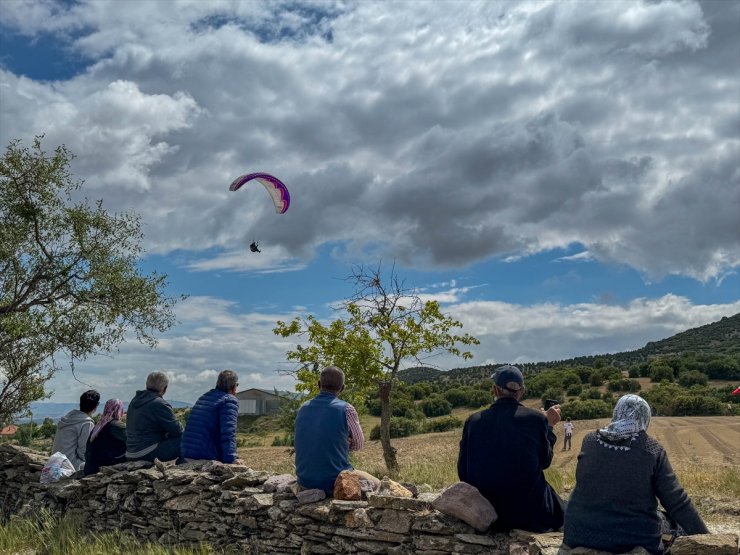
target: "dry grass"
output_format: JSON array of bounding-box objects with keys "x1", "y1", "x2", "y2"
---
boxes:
[{"x1": 238, "y1": 415, "x2": 740, "y2": 527}]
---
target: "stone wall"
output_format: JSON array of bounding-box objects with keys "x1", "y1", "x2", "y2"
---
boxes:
[{"x1": 1, "y1": 445, "x2": 737, "y2": 555}]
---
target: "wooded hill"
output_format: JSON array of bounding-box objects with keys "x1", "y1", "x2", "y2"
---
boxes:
[{"x1": 399, "y1": 313, "x2": 740, "y2": 385}]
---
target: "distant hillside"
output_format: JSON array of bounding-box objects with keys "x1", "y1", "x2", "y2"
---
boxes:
[
  {"x1": 397, "y1": 367, "x2": 444, "y2": 384},
  {"x1": 17, "y1": 400, "x2": 191, "y2": 423},
  {"x1": 401, "y1": 313, "x2": 740, "y2": 384}
]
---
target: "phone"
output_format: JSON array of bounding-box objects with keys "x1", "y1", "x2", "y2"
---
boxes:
[{"x1": 544, "y1": 399, "x2": 559, "y2": 410}]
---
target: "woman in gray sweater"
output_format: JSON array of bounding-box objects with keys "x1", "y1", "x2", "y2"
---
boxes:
[{"x1": 564, "y1": 394, "x2": 708, "y2": 555}]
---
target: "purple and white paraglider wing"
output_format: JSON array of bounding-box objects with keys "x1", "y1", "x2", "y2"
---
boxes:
[{"x1": 229, "y1": 172, "x2": 290, "y2": 214}]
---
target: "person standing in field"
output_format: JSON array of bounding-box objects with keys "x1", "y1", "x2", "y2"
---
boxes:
[
  {"x1": 294, "y1": 366, "x2": 380, "y2": 493},
  {"x1": 51, "y1": 390, "x2": 100, "y2": 472},
  {"x1": 563, "y1": 418, "x2": 574, "y2": 451},
  {"x1": 564, "y1": 394, "x2": 708, "y2": 554},
  {"x1": 180, "y1": 370, "x2": 244, "y2": 464},
  {"x1": 457, "y1": 364, "x2": 566, "y2": 532}
]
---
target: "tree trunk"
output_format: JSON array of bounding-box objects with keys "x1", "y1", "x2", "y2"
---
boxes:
[{"x1": 378, "y1": 381, "x2": 399, "y2": 474}]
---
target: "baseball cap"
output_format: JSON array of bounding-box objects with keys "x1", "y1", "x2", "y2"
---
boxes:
[{"x1": 492, "y1": 365, "x2": 524, "y2": 390}]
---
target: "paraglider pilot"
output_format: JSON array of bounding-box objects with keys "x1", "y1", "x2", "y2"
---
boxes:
[{"x1": 250, "y1": 241, "x2": 261, "y2": 253}]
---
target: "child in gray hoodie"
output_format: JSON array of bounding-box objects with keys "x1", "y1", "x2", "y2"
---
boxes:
[{"x1": 51, "y1": 390, "x2": 100, "y2": 471}]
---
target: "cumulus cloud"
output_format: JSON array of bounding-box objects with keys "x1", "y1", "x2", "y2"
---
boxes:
[
  {"x1": 45, "y1": 290, "x2": 739, "y2": 403},
  {"x1": 0, "y1": 0, "x2": 737, "y2": 280}
]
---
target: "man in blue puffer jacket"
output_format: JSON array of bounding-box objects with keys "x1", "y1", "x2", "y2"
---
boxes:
[{"x1": 180, "y1": 370, "x2": 243, "y2": 464}]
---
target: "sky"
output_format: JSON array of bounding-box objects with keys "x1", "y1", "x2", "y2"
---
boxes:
[{"x1": 1, "y1": 0, "x2": 738, "y2": 405}]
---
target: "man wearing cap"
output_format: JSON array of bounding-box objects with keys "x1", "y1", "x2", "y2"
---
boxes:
[{"x1": 457, "y1": 364, "x2": 566, "y2": 532}]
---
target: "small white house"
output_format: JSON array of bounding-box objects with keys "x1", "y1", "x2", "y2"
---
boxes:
[{"x1": 234, "y1": 388, "x2": 299, "y2": 416}]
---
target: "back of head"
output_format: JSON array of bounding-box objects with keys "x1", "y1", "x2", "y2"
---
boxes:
[
  {"x1": 492, "y1": 364, "x2": 525, "y2": 400},
  {"x1": 216, "y1": 370, "x2": 239, "y2": 392},
  {"x1": 319, "y1": 366, "x2": 345, "y2": 394},
  {"x1": 146, "y1": 372, "x2": 169, "y2": 395},
  {"x1": 80, "y1": 390, "x2": 101, "y2": 413}
]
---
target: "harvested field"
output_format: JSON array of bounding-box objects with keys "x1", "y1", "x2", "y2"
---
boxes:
[{"x1": 237, "y1": 415, "x2": 740, "y2": 531}]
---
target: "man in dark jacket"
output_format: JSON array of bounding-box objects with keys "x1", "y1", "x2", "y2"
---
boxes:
[
  {"x1": 126, "y1": 372, "x2": 183, "y2": 462},
  {"x1": 457, "y1": 365, "x2": 566, "y2": 532},
  {"x1": 180, "y1": 370, "x2": 243, "y2": 464}
]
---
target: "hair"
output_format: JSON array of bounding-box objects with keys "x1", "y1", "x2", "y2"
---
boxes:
[
  {"x1": 146, "y1": 372, "x2": 169, "y2": 394},
  {"x1": 319, "y1": 366, "x2": 345, "y2": 393},
  {"x1": 79, "y1": 390, "x2": 100, "y2": 413},
  {"x1": 493, "y1": 383, "x2": 525, "y2": 401},
  {"x1": 216, "y1": 370, "x2": 239, "y2": 392}
]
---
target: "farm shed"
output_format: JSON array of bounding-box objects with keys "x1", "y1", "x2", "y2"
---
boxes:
[{"x1": 234, "y1": 388, "x2": 299, "y2": 416}]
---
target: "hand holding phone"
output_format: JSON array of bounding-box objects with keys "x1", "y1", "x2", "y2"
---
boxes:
[{"x1": 544, "y1": 398, "x2": 559, "y2": 410}]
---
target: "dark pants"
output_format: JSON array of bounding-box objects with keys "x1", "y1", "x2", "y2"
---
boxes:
[
  {"x1": 128, "y1": 437, "x2": 181, "y2": 463},
  {"x1": 563, "y1": 435, "x2": 572, "y2": 450}
]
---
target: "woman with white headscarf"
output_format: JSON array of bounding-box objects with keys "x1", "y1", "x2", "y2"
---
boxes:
[{"x1": 563, "y1": 394, "x2": 708, "y2": 554}]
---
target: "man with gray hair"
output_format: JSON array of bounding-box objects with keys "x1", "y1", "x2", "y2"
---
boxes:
[
  {"x1": 294, "y1": 366, "x2": 379, "y2": 493},
  {"x1": 126, "y1": 372, "x2": 183, "y2": 462},
  {"x1": 180, "y1": 370, "x2": 243, "y2": 464},
  {"x1": 457, "y1": 364, "x2": 566, "y2": 532}
]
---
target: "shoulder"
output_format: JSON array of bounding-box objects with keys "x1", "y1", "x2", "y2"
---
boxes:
[{"x1": 636, "y1": 432, "x2": 665, "y2": 457}]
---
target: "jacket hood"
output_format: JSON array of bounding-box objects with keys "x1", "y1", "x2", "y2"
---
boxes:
[
  {"x1": 57, "y1": 409, "x2": 93, "y2": 429},
  {"x1": 129, "y1": 389, "x2": 162, "y2": 410}
]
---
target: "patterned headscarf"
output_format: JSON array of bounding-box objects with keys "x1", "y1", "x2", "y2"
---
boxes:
[
  {"x1": 598, "y1": 394, "x2": 651, "y2": 442},
  {"x1": 90, "y1": 399, "x2": 125, "y2": 442}
]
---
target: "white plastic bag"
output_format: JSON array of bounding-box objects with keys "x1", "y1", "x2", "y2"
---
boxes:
[{"x1": 40, "y1": 451, "x2": 76, "y2": 483}]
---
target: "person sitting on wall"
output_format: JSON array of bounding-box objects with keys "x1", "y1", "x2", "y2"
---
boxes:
[
  {"x1": 51, "y1": 390, "x2": 100, "y2": 472},
  {"x1": 294, "y1": 366, "x2": 380, "y2": 493},
  {"x1": 84, "y1": 398, "x2": 127, "y2": 475},
  {"x1": 564, "y1": 394, "x2": 708, "y2": 554},
  {"x1": 180, "y1": 370, "x2": 244, "y2": 465},
  {"x1": 457, "y1": 364, "x2": 566, "y2": 532},
  {"x1": 125, "y1": 372, "x2": 183, "y2": 463}
]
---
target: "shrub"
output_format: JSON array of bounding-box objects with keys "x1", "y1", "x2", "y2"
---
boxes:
[
  {"x1": 579, "y1": 387, "x2": 602, "y2": 400},
  {"x1": 541, "y1": 387, "x2": 564, "y2": 405},
  {"x1": 678, "y1": 371, "x2": 708, "y2": 388},
  {"x1": 420, "y1": 395, "x2": 453, "y2": 417},
  {"x1": 466, "y1": 389, "x2": 492, "y2": 408},
  {"x1": 669, "y1": 395, "x2": 723, "y2": 416},
  {"x1": 421, "y1": 416, "x2": 463, "y2": 433},
  {"x1": 588, "y1": 373, "x2": 604, "y2": 387},
  {"x1": 649, "y1": 364, "x2": 674, "y2": 383},
  {"x1": 560, "y1": 399, "x2": 613, "y2": 420},
  {"x1": 369, "y1": 417, "x2": 419, "y2": 440},
  {"x1": 443, "y1": 388, "x2": 472, "y2": 408},
  {"x1": 271, "y1": 433, "x2": 294, "y2": 446},
  {"x1": 566, "y1": 383, "x2": 582, "y2": 396}
]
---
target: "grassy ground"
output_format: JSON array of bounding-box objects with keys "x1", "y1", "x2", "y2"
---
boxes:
[{"x1": 0, "y1": 512, "x2": 219, "y2": 555}]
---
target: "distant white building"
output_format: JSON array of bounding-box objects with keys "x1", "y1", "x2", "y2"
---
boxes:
[{"x1": 234, "y1": 388, "x2": 301, "y2": 416}]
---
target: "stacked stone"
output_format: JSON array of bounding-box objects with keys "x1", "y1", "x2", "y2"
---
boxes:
[{"x1": 1, "y1": 446, "x2": 737, "y2": 555}]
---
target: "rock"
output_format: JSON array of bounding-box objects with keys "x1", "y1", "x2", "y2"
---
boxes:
[
  {"x1": 345, "y1": 508, "x2": 375, "y2": 528},
  {"x1": 400, "y1": 482, "x2": 418, "y2": 497},
  {"x1": 296, "y1": 488, "x2": 326, "y2": 504},
  {"x1": 334, "y1": 471, "x2": 362, "y2": 501},
  {"x1": 376, "y1": 476, "x2": 414, "y2": 498},
  {"x1": 262, "y1": 473, "x2": 296, "y2": 493},
  {"x1": 359, "y1": 479, "x2": 376, "y2": 497},
  {"x1": 376, "y1": 510, "x2": 413, "y2": 534},
  {"x1": 366, "y1": 493, "x2": 432, "y2": 511},
  {"x1": 669, "y1": 533, "x2": 739, "y2": 555},
  {"x1": 432, "y1": 482, "x2": 497, "y2": 532}
]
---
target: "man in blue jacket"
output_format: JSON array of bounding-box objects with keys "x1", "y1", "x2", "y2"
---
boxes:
[
  {"x1": 126, "y1": 372, "x2": 183, "y2": 462},
  {"x1": 457, "y1": 364, "x2": 566, "y2": 532},
  {"x1": 180, "y1": 370, "x2": 243, "y2": 464}
]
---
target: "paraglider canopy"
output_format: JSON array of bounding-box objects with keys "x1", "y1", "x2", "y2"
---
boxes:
[
  {"x1": 733, "y1": 386, "x2": 740, "y2": 396},
  {"x1": 229, "y1": 172, "x2": 290, "y2": 214}
]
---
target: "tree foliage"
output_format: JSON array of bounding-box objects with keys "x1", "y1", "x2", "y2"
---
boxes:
[
  {"x1": 0, "y1": 137, "x2": 181, "y2": 424},
  {"x1": 274, "y1": 263, "x2": 478, "y2": 473}
]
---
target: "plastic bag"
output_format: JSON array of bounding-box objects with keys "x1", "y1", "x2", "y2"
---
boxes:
[{"x1": 40, "y1": 451, "x2": 76, "y2": 483}]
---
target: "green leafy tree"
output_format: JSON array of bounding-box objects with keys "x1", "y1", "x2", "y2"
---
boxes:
[
  {"x1": 274, "y1": 263, "x2": 479, "y2": 473},
  {"x1": 0, "y1": 137, "x2": 181, "y2": 424}
]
